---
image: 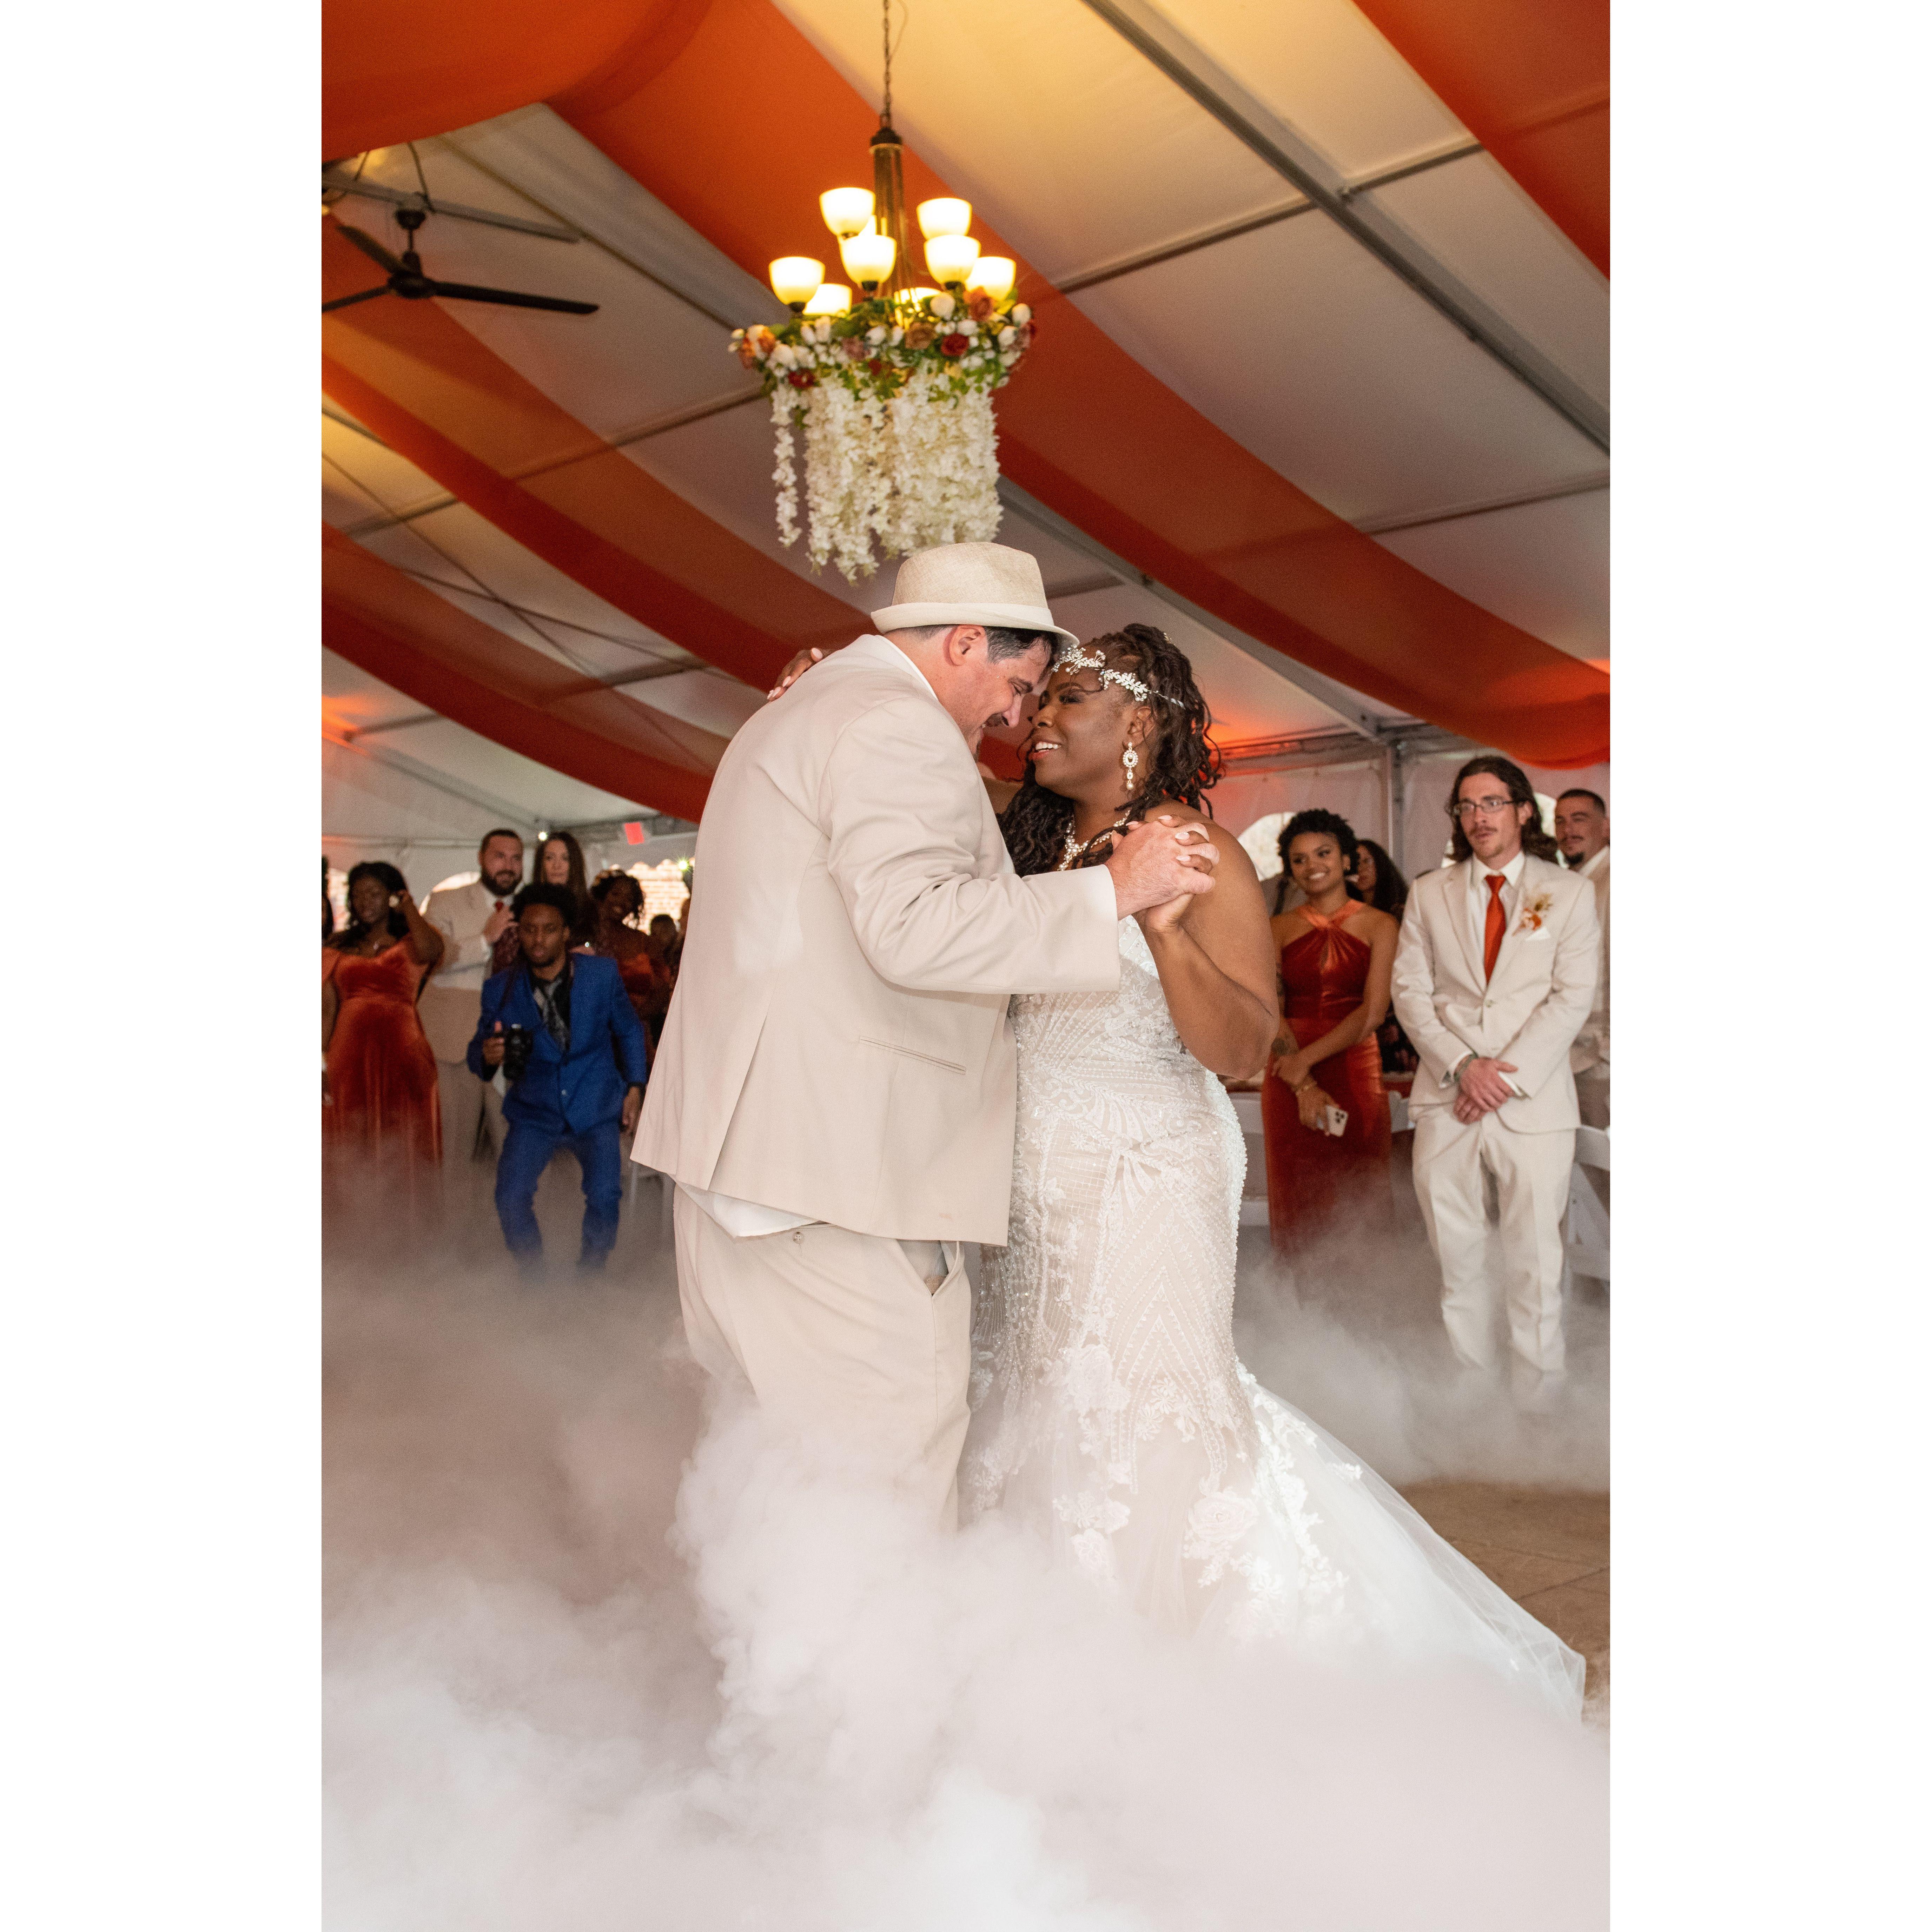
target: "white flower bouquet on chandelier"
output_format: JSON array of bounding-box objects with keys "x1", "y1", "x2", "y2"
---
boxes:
[{"x1": 732, "y1": 289, "x2": 1037, "y2": 581}]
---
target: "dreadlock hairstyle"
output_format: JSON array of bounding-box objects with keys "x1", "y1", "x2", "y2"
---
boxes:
[
  {"x1": 1000, "y1": 623, "x2": 1222, "y2": 877},
  {"x1": 1446, "y1": 755, "x2": 1561, "y2": 864}
]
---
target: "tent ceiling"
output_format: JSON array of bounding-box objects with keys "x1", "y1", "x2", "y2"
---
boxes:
[
  {"x1": 324, "y1": 647, "x2": 657, "y2": 830},
  {"x1": 323, "y1": 0, "x2": 1607, "y2": 825}
]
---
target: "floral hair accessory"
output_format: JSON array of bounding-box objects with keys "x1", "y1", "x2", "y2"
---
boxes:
[{"x1": 1053, "y1": 639, "x2": 1158, "y2": 703}]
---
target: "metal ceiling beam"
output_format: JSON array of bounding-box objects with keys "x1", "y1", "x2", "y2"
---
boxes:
[
  {"x1": 322, "y1": 169, "x2": 580, "y2": 242},
  {"x1": 323, "y1": 727, "x2": 554, "y2": 825},
  {"x1": 1056, "y1": 137, "x2": 1481, "y2": 294},
  {"x1": 324, "y1": 386, "x2": 763, "y2": 538},
  {"x1": 998, "y1": 478, "x2": 1392, "y2": 741},
  {"x1": 1077, "y1": 0, "x2": 1609, "y2": 453},
  {"x1": 1352, "y1": 472, "x2": 1609, "y2": 536}
]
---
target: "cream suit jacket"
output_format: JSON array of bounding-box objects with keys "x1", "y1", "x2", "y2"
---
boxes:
[
  {"x1": 1568, "y1": 849, "x2": 1610, "y2": 1076},
  {"x1": 631, "y1": 634, "x2": 1120, "y2": 1243},
  {"x1": 1391, "y1": 853, "x2": 1599, "y2": 1135},
  {"x1": 419, "y1": 880, "x2": 506, "y2": 1062}
]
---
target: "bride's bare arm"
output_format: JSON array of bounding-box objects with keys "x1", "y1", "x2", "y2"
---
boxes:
[{"x1": 1136, "y1": 816, "x2": 1277, "y2": 1079}]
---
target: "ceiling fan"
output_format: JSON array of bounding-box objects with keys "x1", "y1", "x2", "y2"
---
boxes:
[{"x1": 323, "y1": 206, "x2": 599, "y2": 317}]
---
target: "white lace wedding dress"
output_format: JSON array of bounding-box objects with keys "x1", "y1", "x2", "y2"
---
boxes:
[{"x1": 963, "y1": 918, "x2": 1584, "y2": 1719}]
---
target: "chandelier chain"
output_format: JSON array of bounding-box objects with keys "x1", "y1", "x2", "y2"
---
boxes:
[{"x1": 881, "y1": 0, "x2": 908, "y2": 127}]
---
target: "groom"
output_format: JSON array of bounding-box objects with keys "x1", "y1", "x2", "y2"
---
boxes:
[{"x1": 633, "y1": 542, "x2": 1216, "y2": 1524}]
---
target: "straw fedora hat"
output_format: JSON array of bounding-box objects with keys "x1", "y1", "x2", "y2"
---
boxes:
[{"x1": 870, "y1": 541, "x2": 1079, "y2": 648}]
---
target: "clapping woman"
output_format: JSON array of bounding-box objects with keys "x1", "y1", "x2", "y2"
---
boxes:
[
  {"x1": 323, "y1": 861, "x2": 445, "y2": 1223},
  {"x1": 1260, "y1": 811, "x2": 1398, "y2": 1256}
]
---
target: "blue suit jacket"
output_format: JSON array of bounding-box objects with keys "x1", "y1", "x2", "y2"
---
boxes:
[{"x1": 467, "y1": 953, "x2": 649, "y2": 1136}]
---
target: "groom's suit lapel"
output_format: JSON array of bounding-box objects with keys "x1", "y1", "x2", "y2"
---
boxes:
[{"x1": 1443, "y1": 859, "x2": 1486, "y2": 992}]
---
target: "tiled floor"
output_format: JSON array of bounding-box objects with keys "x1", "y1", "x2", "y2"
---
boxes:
[{"x1": 1401, "y1": 1481, "x2": 1610, "y2": 1709}]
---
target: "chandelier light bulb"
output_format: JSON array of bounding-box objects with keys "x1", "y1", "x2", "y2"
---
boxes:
[
  {"x1": 803, "y1": 282, "x2": 852, "y2": 316},
  {"x1": 768, "y1": 256, "x2": 825, "y2": 312},
  {"x1": 819, "y1": 187, "x2": 875, "y2": 238},
  {"x1": 968, "y1": 256, "x2": 1016, "y2": 303},
  {"x1": 916, "y1": 197, "x2": 973, "y2": 239},
  {"x1": 904, "y1": 285, "x2": 940, "y2": 305},
  {"x1": 840, "y1": 227, "x2": 897, "y2": 290},
  {"x1": 924, "y1": 233, "x2": 981, "y2": 286}
]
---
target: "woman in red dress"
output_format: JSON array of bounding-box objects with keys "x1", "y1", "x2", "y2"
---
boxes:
[
  {"x1": 323, "y1": 862, "x2": 445, "y2": 1226},
  {"x1": 587, "y1": 870, "x2": 670, "y2": 1056},
  {"x1": 1260, "y1": 811, "x2": 1398, "y2": 1255}
]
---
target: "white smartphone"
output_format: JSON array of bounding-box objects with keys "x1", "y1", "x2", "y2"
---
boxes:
[{"x1": 1320, "y1": 1104, "x2": 1349, "y2": 1138}]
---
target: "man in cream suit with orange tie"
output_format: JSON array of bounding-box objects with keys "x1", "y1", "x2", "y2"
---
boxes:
[
  {"x1": 633, "y1": 543, "x2": 1217, "y2": 1524},
  {"x1": 1392, "y1": 756, "x2": 1599, "y2": 1397}
]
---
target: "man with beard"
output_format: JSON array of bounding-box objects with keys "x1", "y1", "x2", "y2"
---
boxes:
[
  {"x1": 1392, "y1": 758, "x2": 1598, "y2": 1404},
  {"x1": 1554, "y1": 789, "x2": 1611, "y2": 1129},
  {"x1": 422, "y1": 828, "x2": 526, "y2": 1173}
]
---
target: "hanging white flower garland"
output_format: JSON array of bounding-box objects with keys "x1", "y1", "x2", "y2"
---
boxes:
[{"x1": 733, "y1": 290, "x2": 1036, "y2": 582}]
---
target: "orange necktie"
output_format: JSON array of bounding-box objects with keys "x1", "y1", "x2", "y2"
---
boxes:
[{"x1": 1482, "y1": 873, "x2": 1507, "y2": 982}]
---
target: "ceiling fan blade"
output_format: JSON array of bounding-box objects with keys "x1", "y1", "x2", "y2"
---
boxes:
[
  {"x1": 322, "y1": 285, "x2": 392, "y2": 313},
  {"x1": 419, "y1": 278, "x2": 599, "y2": 316},
  {"x1": 333, "y1": 222, "x2": 404, "y2": 276}
]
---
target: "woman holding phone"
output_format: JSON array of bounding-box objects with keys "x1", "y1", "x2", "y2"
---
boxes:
[{"x1": 1261, "y1": 811, "x2": 1398, "y2": 1257}]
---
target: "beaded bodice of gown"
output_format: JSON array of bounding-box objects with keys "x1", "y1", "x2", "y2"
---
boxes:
[{"x1": 965, "y1": 919, "x2": 1585, "y2": 1713}]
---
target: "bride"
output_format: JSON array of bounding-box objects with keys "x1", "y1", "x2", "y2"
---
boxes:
[{"x1": 967, "y1": 624, "x2": 1583, "y2": 1718}]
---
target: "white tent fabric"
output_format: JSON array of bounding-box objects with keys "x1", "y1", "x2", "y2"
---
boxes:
[{"x1": 322, "y1": 0, "x2": 1606, "y2": 865}]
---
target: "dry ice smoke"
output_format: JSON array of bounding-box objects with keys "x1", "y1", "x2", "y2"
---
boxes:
[
  {"x1": 1232, "y1": 1222, "x2": 1610, "y2": 1490},
  {"x1": 324, "y1": 1233, "x2": 1607, "y2": 1931}
]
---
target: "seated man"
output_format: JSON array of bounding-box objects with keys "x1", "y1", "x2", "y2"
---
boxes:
[{"x1": 468, "y1": 884, "x2": 649, "y2": 1275}]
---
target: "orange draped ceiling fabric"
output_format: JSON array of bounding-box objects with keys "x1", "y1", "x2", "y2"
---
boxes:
[
  {"x1": 323, "y1": 522, "x2": 725, "y2": 824},
  {"x1": 321, "y1": 223, "x2": 863, "y2": 692},
  {"x1": 322, "y1": 0, "x2": 714, "y2": 160},
  {"x1": 319, "y1": 0, "x2": 1608, "y2": 767},
  {"x1": 1351, "y1": 0, "x2": 1608, "y2": 277},
  {"x1": 553, "y1": 0, "x2": 1607, "y2": 767}
]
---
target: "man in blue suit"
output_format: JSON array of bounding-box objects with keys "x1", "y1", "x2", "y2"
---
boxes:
[{"x1": 468, "y1": 883, "x2": 650, "y2": 1274}]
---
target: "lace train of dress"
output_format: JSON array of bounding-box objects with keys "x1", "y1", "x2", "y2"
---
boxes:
[{"x1": 964, "y1": 919, "x2": 1583, "y2": 1719}]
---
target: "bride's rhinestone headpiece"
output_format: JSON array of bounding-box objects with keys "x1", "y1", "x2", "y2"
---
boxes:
[{"x1": 1053, "y1": 639, "x2": 1157, "y2": 704}]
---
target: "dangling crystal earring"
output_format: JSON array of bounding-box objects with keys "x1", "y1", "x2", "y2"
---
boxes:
[{"x1": 1122, "y1": 743, "x2": 1139, "y2": 794}]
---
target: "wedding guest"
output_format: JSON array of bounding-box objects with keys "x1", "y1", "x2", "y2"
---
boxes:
[
  {"x1": 1260, "y1": 810, "x2": 1398, "y2": 1256},
  {"x1": 323, "y1": 855, "x2": 335, "y2": 942},
  {"x1": 588, "y1": 870, "x2": 671, "y2": 1043},
  {"x1": 422, "y1": 829, "x2": 525, "y2": 1169},
  {"x1": 469, "y1": 884, "x2": 650, "y2": 1275},
  {"x1": 535, "y1": 829, "x2": 597, "y2": 946},
  {"x1": 649, "y1": 911, "x2": 683, "y2": 977},
  {"x1": 1348, "y1": 839, "x2": 1407, "y2": 918},
  {"x1": 1348, "y1": 839, "x2": 1418, "y2": 1080},
  {"x1": 1554, "y1": 789, "x2": 1611, "y2": 1129},
  {"x1": 1392, "y1": 757, "x2": 1598, "y2": 1401},
  {"x1": 323, "y1": 862, "x2": 445, "y2": 1218}
]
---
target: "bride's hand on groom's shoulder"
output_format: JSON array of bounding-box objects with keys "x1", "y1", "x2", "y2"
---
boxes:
[{"x1": 766, "y1": 647, "x2": 825, "y2": 700}]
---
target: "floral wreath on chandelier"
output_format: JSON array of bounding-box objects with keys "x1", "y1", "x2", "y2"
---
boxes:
[{"x1": 732, "y1": 287, "x2": 1035, "y2": 406}]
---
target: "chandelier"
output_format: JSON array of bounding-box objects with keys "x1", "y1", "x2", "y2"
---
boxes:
[{"x1": 729, "y1": 2, "x2": 1036, "y2": 581}]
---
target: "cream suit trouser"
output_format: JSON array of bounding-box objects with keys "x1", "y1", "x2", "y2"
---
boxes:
[
  {"x1": 1411, "y1": 1108, "x2": 1576, "y2": 1378},
  {"x1": 672, "y1": 1191, "x2": 972, "y2": 1528}
]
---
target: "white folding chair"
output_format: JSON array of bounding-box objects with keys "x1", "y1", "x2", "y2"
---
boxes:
[{"x1": 1562, "y1": 1125, "x2": 1610, "y2": 1290}]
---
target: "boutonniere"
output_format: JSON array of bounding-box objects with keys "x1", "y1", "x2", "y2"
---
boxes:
[{"x1": 1516, "y1": 889, "x2": 1555, "y2": 934}]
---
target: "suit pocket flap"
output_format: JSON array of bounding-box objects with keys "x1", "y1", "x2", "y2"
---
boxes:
[{"x1": 856, "y1": 1036, "x2": 966, "y2": 1074}]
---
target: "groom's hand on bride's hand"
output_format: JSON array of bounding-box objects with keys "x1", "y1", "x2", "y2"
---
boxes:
[
  {"x1": 1105, "y1": 815, "x2": 1217, "y2": 919},
  {"x1": 766, "y1": 647, "x2": 823, "y2": 700}
]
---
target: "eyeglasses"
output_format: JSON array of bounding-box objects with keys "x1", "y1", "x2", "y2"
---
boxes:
[{"x1": 1452, "y1": 796, "x2": 1518, "y2": 821}]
